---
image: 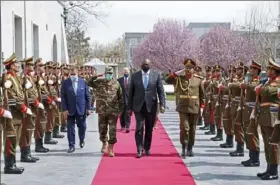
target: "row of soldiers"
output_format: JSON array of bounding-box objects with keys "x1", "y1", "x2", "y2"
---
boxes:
[
  {"x1": 192, "y1": 59, "x2": 280, "y2": 180},
  {"x1": 0, "y1": 53, "x2": 96, "y2": 174}
]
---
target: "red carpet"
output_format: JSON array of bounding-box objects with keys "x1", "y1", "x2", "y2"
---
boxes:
[{"x1": 91, "y1": 115, "x2": 196, "y2": 185}]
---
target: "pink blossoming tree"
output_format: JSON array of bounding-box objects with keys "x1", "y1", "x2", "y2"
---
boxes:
[{"x1": 132, "y1": 19, "x2": 199, "y2": 72}]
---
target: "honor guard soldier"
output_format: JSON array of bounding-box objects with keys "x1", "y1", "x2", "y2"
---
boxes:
[
  {"x1": 33, "y1": 58, "x2": 49, "y2": 152},
  {"x1": 78, "y1": 66, "x2": 85, "y2": 79},
  {"x1": 220, "y1": 65, "x2": 236, "y2": 148},
  {"x1": 200, "y1": 65, "x2": 212, "y2": 130},
  {"x1": 254, "y1": 58, "x2": 280, "y2": 180},
  {"x1": 208, "y1": 64, "x2": 225, "y2": 141},
  {"x1": 239, "y1": 60, "x2": 261, "y2": 166},
  {"x1": 194, "y1": 66, "x2": 203, "y2": 126},
  {"x1": 165, "y1": 58, "x2": 204, "y2": 158},
  {"x1": 2, "y1": 53, "x2": 33, "y2": 174},
  {"x1": 60, "y1": 63, "x2": 69, "y2": 132}
]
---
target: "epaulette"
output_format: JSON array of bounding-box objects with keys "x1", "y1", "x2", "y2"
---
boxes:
[{"x1": 194, "y1": 74, "x2": 203, "y2": 79}]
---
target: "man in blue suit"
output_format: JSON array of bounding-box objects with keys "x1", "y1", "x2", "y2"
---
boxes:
[{"x1": 61, "y1": 64, "x2": 92, "y2": 153}]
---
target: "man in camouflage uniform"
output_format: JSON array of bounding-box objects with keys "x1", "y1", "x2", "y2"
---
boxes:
[
  {"x1": 87, "y1": 67, "x2": 124, "y2": 157},
  {"x1": 239, "y1": 60, "x2": 261, "y2": 166},
  {"x1": 33, "y1": 58, "x2": 50, "y2": 152},
  {"x1": 200, "y1": 66, "x2": 212, "y2": 130},
  {"x1": 165, "y1": 59, "x2": 204, "y2": 158},
  {"x1": 2, "y1": 53, "x2": 31, "y2": 174},
  {"x1": 254, "y1": 58, "x2": 279, "y2": 180}
]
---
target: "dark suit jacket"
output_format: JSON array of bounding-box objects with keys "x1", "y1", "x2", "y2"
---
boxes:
[
  {"x1": 118, "y1": 76, "x2": 130, "y2": 106},
  {"x1": 128, "y1": 70, "x2": 165, "y2": 113},
  {"x1": 61, "y1": 77, "x2": 91, "y2": 116}
]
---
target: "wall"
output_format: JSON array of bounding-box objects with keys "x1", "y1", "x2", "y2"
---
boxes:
[{"x1": 1, "y1": 1, "x2": 68, "y2": 65}]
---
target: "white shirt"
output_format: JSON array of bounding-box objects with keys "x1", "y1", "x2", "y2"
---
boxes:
[{"x1": 141, "y1": 70, "x2": 150, "y2": 86}]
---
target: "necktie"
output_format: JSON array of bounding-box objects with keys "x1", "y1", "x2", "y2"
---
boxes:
[
  {"x1": 143, "y1": 74, "x2": 148, "y2": 89},
  {"x1": 72, "y1": 77, "x2": 77, "y2": 94},
  {"x1": 124, "y1": 77, "x2": 128, "y2": 89}
]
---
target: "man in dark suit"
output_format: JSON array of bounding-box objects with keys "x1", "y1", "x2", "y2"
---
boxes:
[
  {"x1": 128, "y1": 59, "x2": 166, "y2": 158},
  {"x1": 118, "y1": 67, "x2": 131, "y2": 133},
  {"x1": 61, "y1": 65, "x2": 91, "y2": 153}
]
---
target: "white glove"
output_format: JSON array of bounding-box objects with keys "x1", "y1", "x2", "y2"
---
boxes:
[
  {"x1": 4, "y1": 80, "x2": 12, "y2": 88},
  {"x1": 56, "y1": 98, "x2": 61, "y2": 102},
  {"x1": 218, "y1": 84, "x2": 223, "y2": 88},
  {"x1": 25, "y1": 80, "x2": 32, "y2": 89},
  {"x1": 38, "y1": 79, "x2": 45, "y2": 85},
  {"x1": 254, "y1": 84, "x2": 262, "y2": 91},
  {"x1": 215, "y1": 101, "x2": 219, "y2": 107},
  {"x1": 250, "y1": 109, "x2": 255, "y2": 119},
  {"x1": 58, "y1": 80, "x2": 61, "y2": 85},
  {"x1": 30, "y1": 71, "x2": 35, "y2": 76},
  {"x1": 48, "y1": 80, "x2": 53, "y2": 85},
  {"x1": 175, "y1": 69, "x2": 185, "y2": 76},
  {"x1": 38, "y1": 103, "x2": 44, "y2": 110},
  {"x1": 237, "y1": 106, "x2": 241, "y2": 111},
  {"x1": 225, "y1": 103, "x2": 229, "y2": 108},
  {"x1": 26, "y1": 108, "x2": 33, "y2": 115},
  {"x1": 3, "y1": 110, "x2": 13, "y2": 119},
  {"x1": 52, "y1": 101, "x2": 56, "y2": 106}
]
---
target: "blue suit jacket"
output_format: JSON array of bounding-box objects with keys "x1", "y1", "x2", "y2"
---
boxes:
[{"x1": 61, "y1": 77, "x2": 91, "y2": 116}]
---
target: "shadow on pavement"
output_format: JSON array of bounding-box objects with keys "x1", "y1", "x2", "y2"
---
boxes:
[{"x1": 191, "y1": 173, "x2": 258, "y2": 181}]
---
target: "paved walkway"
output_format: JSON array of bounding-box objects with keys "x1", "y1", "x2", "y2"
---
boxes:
[{"x1": 1, "y1": 101, "x2": 280, "y2": 185}]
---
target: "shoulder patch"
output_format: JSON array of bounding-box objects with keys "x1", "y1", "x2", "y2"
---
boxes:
[{"x1": 194, "y1": 74, "x2": 203, "y2": 79}]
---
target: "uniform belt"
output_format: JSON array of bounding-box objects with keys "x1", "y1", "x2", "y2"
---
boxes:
[
  {"x1": 179, "y1": 95, "x2": 199, "y2": 99},
  {"x1": 260, "y1": 102, "x2": 279, "y2": 107}
]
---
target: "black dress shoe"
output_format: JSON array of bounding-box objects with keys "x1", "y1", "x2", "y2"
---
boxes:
[
  {"x1": 80, "y1": 141, "x2": 85, "y2": 148},
  {"x1": 145, "y1": 150, "x2": 150, "y2": 156},
  {"x1": 68, "y1": 148, "x2": 75, "y2": 153},
  {"x1": 126, "y1": 129, "x2": 130, "y2": 133},
  {"x1": 136, "y1": 150, "x2": 142, "y2": 158}
]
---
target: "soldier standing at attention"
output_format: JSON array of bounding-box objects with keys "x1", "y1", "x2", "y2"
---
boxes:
[
  {"x1": 194, "y1": 66, "x2": 203, "y2": 126},
  {"x1": 60, "y1": 64, "x2": 69, "y2": 132},
  {"x1": 3, "y1": 53, "x2": 33, "y2": 174},
  {"x1": 239, "y1": 60, "x2": 261, "y2": 167},
  {"x1": 254, "y1": 58, "x2": 280, "y2": 180},
  {"x1": 87, "y1": 67, "x2": 124, "y2": 157},
  {"x1": 165, "y1": 58, "x2": 204, "y2": 158},
  {"x1": 200, "y1": 65, "x2": 212, "y2": 130}
]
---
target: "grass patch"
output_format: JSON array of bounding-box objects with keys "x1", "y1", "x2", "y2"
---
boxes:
[{"x1": 166, "y1": 94, "x2": 175, "y2": 101}]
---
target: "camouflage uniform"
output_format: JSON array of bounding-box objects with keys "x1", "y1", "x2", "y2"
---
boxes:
[{"x1": 87, "y1": 67, "x2": 124, "y2": 157}]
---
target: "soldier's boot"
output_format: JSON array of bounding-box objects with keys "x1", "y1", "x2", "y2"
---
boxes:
[
  {"x1": 243, "y1": 150, "x2": 260, "y2": 167},
  {"x1": 204, "y1": 124, "x2": 215, "y2": 135},
  {"x1": 4, "y1": 156, "x2": 24, "y2": 174},
  {"x1": 181, "y1": 144, "x2": 186, "y2": 159},
  {"x1": 186, "y1": 144, "x2": 194, "y2": 157},
  {"x1": 199, "y1": 122, "x2": 210, "y2": 130},
  {"x1": 60, "y1": 124, "x2": 67, "y2": 132},
  {"x1": 20, "y1": 146, "x2": 37, "y2": 163},
  {"x1": 52, "y1": 126, "x2": 65, "y2": 138},
  {"x1": 108, "y1": 144, "x2": 115, "y2": 157},
  {"x1": 44, "y1": 132, "x2": 58, "y2": 144},
  {"x1": 220, "y1": 135, "x2": 234, "y2": 148},
  {"x1": 229, "y1": 142, "x2": 244, "y2": 157},
  {"x1": 101, "y1": 142, "x2": 107, "y2": 153},
  {"x1": 211, "y1": 129, "x2": 223, "y2": 141},
  {"x1": 27, "y1": 146, "x2": 39, "y2": 161},
  {"x1": 260, "y1": 164, "x2": 278, "y2": 180},
  {"x1": 35, "y1": 139, "x2": 49, "y2": 153}
]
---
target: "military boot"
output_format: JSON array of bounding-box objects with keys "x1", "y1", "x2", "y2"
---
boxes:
[
  {"x1": 211, "y1": 129, "x2": 223, "y2": 141},
  {"x1": 101, "y1": 142, "x2": 107, "y2": 153},
  {"x1": 35, "y1": 139, "x2": 49, "y2": 153},
  {"x1": 260, "y1": 164, "x2": 278, "y2": 180},
  {"x1": 20, "y1": 146, "x2": 37, "y2": 163},
  {"x1": 52, "y1": 125, "x2": 64, "y2": 138},
  {"x1": 186, "y1": 144, "x2": 194, "y2": 157},
  {"x1": 4, "y1": 156, "x2": 24, "y2": 174},
  {"x1": 243, "y1": 150, "x2": 260, "y2": 167},
  {"x1": 257, "y1": 164, "x2": 270, "y2": 178},
  {"x1": 199, "y1": 122, "x2": 210, "y2": 130},
  {"x1": 27, "y1": 146, "x2": 39, "y2": 161},
  {"x1": 181, "y1": 144, "x2": 186, "y2": 158},
  {"x1": 229, "y1": 142, "x2": 244, "y2": 157},
  {"x1": 220, "y1": 135, "x2": 233, "y2": 148},
  {"x1": 204, "y1": 124, "x2": 215, "y2": 135},
  {"x1": 108, "y1": 144, "x2": 115, "y2": 157},
  {"x1": 44, "y1": 132, "x2": 58, "y2": 144},
  {"x1": 60, "y1": 124, "x2": 67, "y2": 132}
]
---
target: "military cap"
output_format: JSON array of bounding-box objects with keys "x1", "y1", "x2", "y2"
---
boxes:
[
  {"x1": 249, "y1": 59, "x2": 261, "y2": 70},
  {"x1": 105, "y1": 66, "x2": 113, "y2": 74},
  {"x1": 194, "y1": 66, "x2": 202, "y2": 72},
  {"x1": 205, "y1": 65, "x2": 211, "y2": 72},
  {"x1": 212, "y1": 64, "x2": 223, "y2": 71},
  {"x1": 267, "y1": 57, "x2": 280, "y2": 71},
  {"x1": 236, "y1": 61, "x2": 249, "y2": 71},
  {"x1": 227, "y1": 64, "x2": 236, "y2": 72},
  {"x1": 4, "y1": 53, "x2": 17, "y2": 66},
  {"x1": 45, "y1": 61, "x2": 53, "y2": 68},
  {"x1": 51, "y1": 62, "x2": 60, "y2": 69},
  {"x1": 183, "y1": 58, "x2": 196, "y2": 67},
  {"x1": 35, "y1": 58, "x2": 45, "y2": 66},
  {"x1": 21, "y1": 56, "x2": 34, "y2": 65},
  {"x1": 61, "y1": 63, "x2": 68, "y2": 69}
]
